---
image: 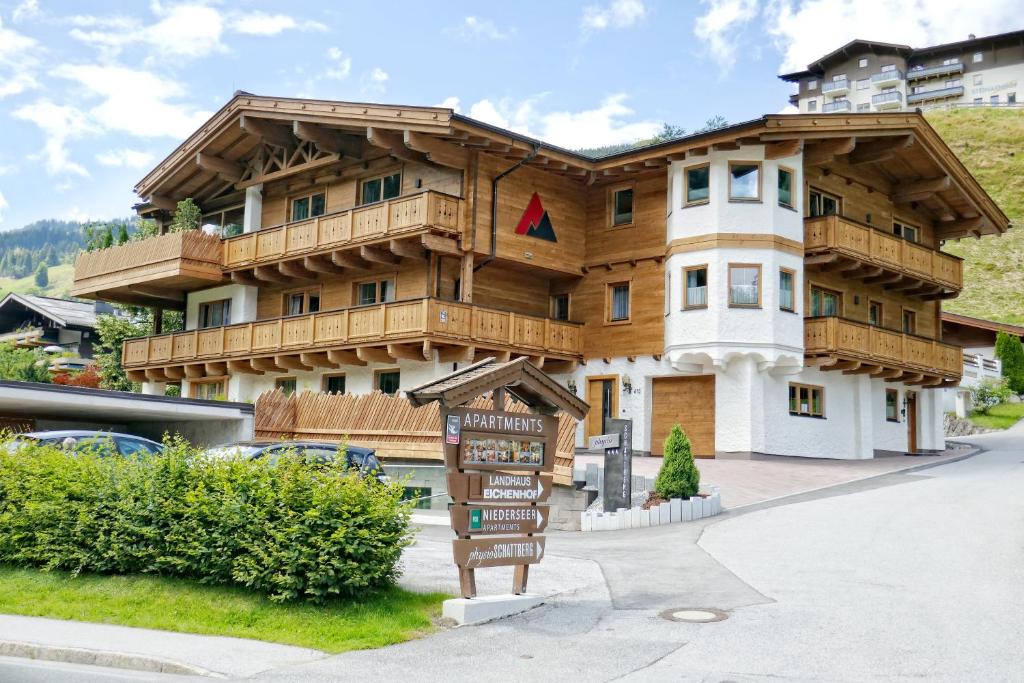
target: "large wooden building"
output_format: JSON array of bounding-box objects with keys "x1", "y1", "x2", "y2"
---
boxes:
[{"x1": 72, "y1": 94, "x2": 1010, "y2": 459}]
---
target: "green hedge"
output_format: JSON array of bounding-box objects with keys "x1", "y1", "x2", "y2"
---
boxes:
[{"x1": 0, "y1": 438, "x2": 413, "y2": 603}]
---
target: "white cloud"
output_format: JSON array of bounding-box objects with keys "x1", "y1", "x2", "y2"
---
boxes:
[
  {"x1": 360, "y1": 68, "x2": 389, "y2": 97},
  {"x1": 465, "y1": 93, "x2": 661, "y2": 150},
  {"x1": 11, "y1": 100, "x2": 96, "y2": 177},
  {"x1": 96, "y1": 148, "x2": 155, "y2": 168},
  {"x1": 449, "y1": 16, "x2": 514, "y2": 41},
  {"x1": 231, "y1": 12, "x2": 326, "y2": 36},
  {"x1": 0, "y1": 191, "x2": 7, "y2": 227},
  {"x1": 325, "y1": 47, "x2": 352, "y2": 79},
  {"x1": 12, "y1": 0, "x2": 40, "y2": 23},
  {"x1": 0, "y1": 17, "x2": 39, "y2": 97},
  {"x1": 582, "y1": 0, "x2": 646, "y2": 31},
  {"x1": 693, "y1": 0, "x2": 1024, "y2": 74},
  {"x1": 436, "y1": 96, "x2": 461, "y2": 112}
]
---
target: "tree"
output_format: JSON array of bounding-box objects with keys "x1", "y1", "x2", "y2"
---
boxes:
[
  {"x1": 93, "y1": 308, "x2": 183, "y2": 392},
  {"x1": 131, "y1": 218, "x2": 159, "y2": 242},
  {"x1": 169, "y1": 198, "x2": 202, "y2": 233},
  {"x1": 33, "y1": 262, "x2": 48, "y2": 288},
  {"x1": 115, "y1": 222, "x2": 130, "y2": 245},
  {"x1": 0, "y1": 343, "x2": 51, "y2": 383},
  {"x1": 653, "y1": 424, "x2": 701, "y2": 499},
  {"x1": 995, "y1": 331, "x2": 1024, "y2": 395}
]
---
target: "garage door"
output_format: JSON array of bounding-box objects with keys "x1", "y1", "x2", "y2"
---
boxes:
[{"x1": 651, "y1": 376, "x2": 715, "y2": 458}]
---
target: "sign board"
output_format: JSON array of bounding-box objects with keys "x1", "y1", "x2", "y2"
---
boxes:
[
  {"x1": 602, "y1": 418, "x2": 632, "y2": 511},
  {"x1": 453, "y1": 536, "x2": 546, "y2": 568},
  {"x1": 447, "y1": 472, "x2": 552, "y2": 503},
  {"x1": 588, "y1": 433, "x2": 620, "y2": 450},
  {"x1": 450, "y1": 504, "x2": 549, "y2": 536},
  {"x1": 443, "y1": 407, "x2": 557, "y2": 473},
  {"x1": 445, "y1": 414, "x2": 461, "y2": 445}
]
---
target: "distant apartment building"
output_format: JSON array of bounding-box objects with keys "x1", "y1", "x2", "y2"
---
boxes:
[{"x1": 781, "y1": 30, "x2": 1024, "y2": 113}]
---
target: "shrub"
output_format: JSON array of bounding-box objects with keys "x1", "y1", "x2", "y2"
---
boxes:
[
  {"x1": 0, "y1": 438, "x2": 413, "y2": 603},
  {"x1": 169, "y1": 198, "x2": 201, "y2": 233},
  {"x1": 995, "y1": 331, "x2": 1024, "y2": 395},
  {"x1": 971, "y1": 377, "x2": 1011, "y2": 414},
  {"x1": 51, "y1": 365, "x2": 102, "y2": 388},
  {"x1": 654, "y1": 424, "x2": 701, "y2": 499}
]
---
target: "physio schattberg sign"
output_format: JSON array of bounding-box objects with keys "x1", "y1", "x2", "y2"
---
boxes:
[{"x1": 445, "y1": 407, "x2": 557, "y2": 472}]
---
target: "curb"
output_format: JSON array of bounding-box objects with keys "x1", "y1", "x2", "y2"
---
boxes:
[{"x1": 0, "y1": 640, "x2": 225, "y2": 678}]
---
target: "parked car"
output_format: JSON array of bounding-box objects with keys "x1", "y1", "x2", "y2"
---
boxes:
[
  {"x1": 203, "y1": 440, "x2": 389, "y2": 482},
  {"x1": 4, "y1": 430, "x2": 164, "y2": 458}
]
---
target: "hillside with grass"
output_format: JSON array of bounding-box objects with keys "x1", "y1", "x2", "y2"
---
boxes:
[
  {"x1": 926, "y1": 109, "x2": 1024, "y2": 323},
  {"x1": 0, "y1": 263, "x2": 76, "y2": 299}
]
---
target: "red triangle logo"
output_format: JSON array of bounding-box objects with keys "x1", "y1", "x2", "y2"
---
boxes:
[{"x1": 514, "y1": 193, "x2": 557, "y2": 242}]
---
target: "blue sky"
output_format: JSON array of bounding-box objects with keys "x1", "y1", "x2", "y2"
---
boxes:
[{"x1": 0, "y1": 0, "x2": 1020, "y2": 231}]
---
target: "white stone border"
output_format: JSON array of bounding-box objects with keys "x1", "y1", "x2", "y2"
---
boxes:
[{"x1": 581, "y1": 486, "x2": 721, "y2": 532}]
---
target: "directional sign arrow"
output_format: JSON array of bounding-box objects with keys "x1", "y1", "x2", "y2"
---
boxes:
[{"x1": 449, "y1": 504, "x2": 550, "y2": 536}]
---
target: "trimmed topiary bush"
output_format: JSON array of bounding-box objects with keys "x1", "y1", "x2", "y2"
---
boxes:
[
  {"x1": 654, "y1": 424, "x2": 700, "y2": 499},
  {"x1": 0, "y1": 436, "x2": 413, "y2": 603}
]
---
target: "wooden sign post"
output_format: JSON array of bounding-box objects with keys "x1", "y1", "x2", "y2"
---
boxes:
[{"x1": 443, "y1": 402, "x2": 557, "y2": 598}]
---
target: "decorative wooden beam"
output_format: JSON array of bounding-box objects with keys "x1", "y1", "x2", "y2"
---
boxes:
[
  {"x1": 437, "y1": 345, "x2": 475, "y2": 362},
  {"x1": 388, "y1": 238, "x2": 426, "y2": 260},
  {"x1": 366, "y1": 127, "x2": 425, "y2": 163},
  {"x1": 184, "y1": 364, "x2": 205, "y2": 379},
  {"x1": 330, "y1": 250, "x2": 371, "y2": 270},
  {"x1": 126, "y1": 369, "x2": 148, "y2": 383},
  {"x1": 293, "y1": 121, "x2": 362, "y2": 159},
  {"x1": 240, "y1": 114, "x2": 294, "y2": 148},
  {"x1": 936, "y1": 217, "x2": 985, "y2": 239},
  {"x1": 712, "y1": 141, "x2": 740, "y2": 151},
  {"x1": 195, "y1": 152, "x2": 243, "y2": 182},
  {"x1": 528, "y1": 355, "x2": 546, "y2": 369},
  {"x1": 299, "y1": 352, "x2": 338, "y2": 369},
  {"x1": 360, "y1": 244, "x2": 401, "y2": 265},
  {"x1": 820, "y1": 359, "x2": 860, "y2": 372},
  {"x1": 148, "y1": 195, "x2": 178, "y2": 211},
  {"x1": 163, "y1": 366, "x2": 186, "y2": 380},
  {"x1": 230, "y1": 270, "x2": 261, "y2": 287},
  {"x1": 278, "y1": 260, "x2": 317, "y2": 280},
  {"x1": 864, "y1": 271, "x2": 904, "y2": 285},
  {"x1": 204, "y1": 361, "x2": 227, "y2": 376},
  {"x1": 893, "y1": 176, "x2": 951, "y2": 204},
  {"x1": 921, "y1": 290, "x2": 959, "y2": 301},
  {"x1": 846, "y1": 135, "x2": 913, "y2": 165},
  {"x1": 356, "y1": 346, "x2": 393, "y2": 363},
  {"x1": 327, "y1": 349, "x2": 367, "y2": 366},
  {"x1": 387, "y1": 342, "x2": 430, "y2": 361},
  {"x1": 843, "y1": 363, "x2": 882, "y2": 375},
  {"x1": 403, "y1": 130, "x2": 469, "y2": 169},
  {"x1": 127, "y1": 285, "x2": 185, "y2": 308},
  {"x1": 885, "y1": 278, "x2": 924, "y2": 292},
  {"x1": 541, "y1": 359, "x2": 578, "y2": 374},
  {"x1": 303, "y1": 255, "x2": 346, "y2": 275},
  {"x1": 871, "y1": 367, "x2": 904, "y2": 379},
  {"x1": 804, "y1": 253, "x2": 840, "y2": 267},
  {"x1": 251, "y1": 357, "x2": 285, "y2": 373},
  {"x1": 886, "y1": 372, "x2": 924, "y2": 384},
  {"x1": 420, "y1": 233, "x2": 461, "y2": 256},
  {"x1": 804, "y1": 137, "x2": 856, "y2": 166},
  {"x1": 764, "y1": 139, "x2": 802, "y2": 160},
  {"x1": 145, "y1": 368, "x2": 169, "y2": 382},
  {"x1": 254, "y1": 265, "x2": 293, "y2": 284},
  {"x1": 276, "y1": 354, "x2": 313, "y2": 371},
  {"x1": 227, "y1": 359, "x2": 263, "y2": 375}
]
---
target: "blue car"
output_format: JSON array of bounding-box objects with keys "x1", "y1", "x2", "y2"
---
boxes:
[{"x1": 5, "y1": 430, "x2": 164, "y2": 458}]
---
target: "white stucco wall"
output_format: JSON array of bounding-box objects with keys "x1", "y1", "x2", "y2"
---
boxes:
[{"x1": 184, "y1": 284, "x2": 258, "y2": 330}]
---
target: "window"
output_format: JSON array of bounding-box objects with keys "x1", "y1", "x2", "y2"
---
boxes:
[
  {"x1": 360, "y1": 171, "x2": 401, "y2": 205},
  {"x1": 869, "y1": 300, "x2": 883, "y2": 326},
  {"x1": 202, "y1": 206, "x2": 245, "y2": 238},
  {"x1": 946, "y1": 78, "x2": 962, "y2": 88},
  {"x1": 902, "y1": 309, "x2": 917, "y2": 334},
  {"x1": 551, "y1": 293, "x2": 570, "y2": 321},
  {"x1": 286, "y1": 288, "x2": 321, "y2": 315},
  {"x1": 857, "y1": 103, "x2": 871, "y2": 112},
  {"x1": 355, "y1": 278, "x2": 395, "y2": 305},
  {"x1": 323, "y1": 374, "x2": 346, "y2": 394},
  {"x1": 779, "y1": 268, "x2": 795, "y2": 312},
  {"x1": 777, "y1": 167, "x2": 794, "y2": 208},
  {"x1": 893, "y1": 220, "x2": 918, "y2": 243},
  {"x1": 807, "y1": 79, "x2": 818, "y2": 90},
  {"x1": 1009, "y1": 93, "x2": 1017, "y2": 104},
  {"x1": 885, "y1": 389, "x2": 899, "y2": 422},
  {"x1": 610, "y1": 185, "x2": 634, "y2": 226},
  {"x1": 857, "y1": 78, "x2": 869, "y2": 90},
  {"x1": 685, "y1": 164, "x2": 710, "y2": 205},
  {"x1": 858, "y1": 58, "x2": 868, "y2": 68},
  {"x1": 728, "y1": 162, "x2": 761, "y2": 201},
  {"x1": 881, "y1": 86, "x2": 897, "y2": 94},
  {"x1": 974, "y1": 97, "x2": 983, "y2": 104},
  {"x1": 832, "y1": 73, "x2": 846, "y2": 82},
  {"x1": 376, "y1": 370, "x2": 401, "y2": 395},
  {"x1": 807, "y1": 100, "x2": 817, "y2": 112},
  {"x1": 789, "y1": 383, "x2": 825, "y2": 418},
  {"x1": 973, "y1": 51, "x2": 983, "y2": 63},
  {"x1": 607, "y1": 282, "x2": 631, "y2": 322},
  {"x1": 942, "y1": 57, "x2": 958, "y2": 65},
  {"x1": 192, "y1": 379, "x2": 226, "y2": 400},
  {"x1": 810, "y1": 285, "x2": 841, "y2": 317},
  {"x1": 881, "y1": 63, "x2": 896, "y2": 73},
  {"x1": 808, "y1": 188, "x2": 840, "y2": 217},
  {"x1": 728, "y1": 264, "x2": 761, "y2": 308},
  {"x1": 197, "y1": 299, "x2": 230, "y2": 329},
  {"x1": 973, "y1": 74, "x2": 983, "y2": 86},
  {"x1": 291, "y1": 191, "x2": 326, "y2": 222},
  {"x1": 684, "y1": 266, "x2": 708, "y2": 309},
  {"x1": 275, "y1": 377, "x2": 297, "y2": 396}
]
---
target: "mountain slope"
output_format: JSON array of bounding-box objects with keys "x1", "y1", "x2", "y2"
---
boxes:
[{"x1": 926, "y1": 109, "x2": 1024, "y2": 323}]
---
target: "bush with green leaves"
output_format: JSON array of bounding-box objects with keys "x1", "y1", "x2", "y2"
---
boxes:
[
  {"x1": 970, "y1": 377, "x2": 1011, "y2": 414},
  {"x1": 654, "y1": 424, "x2": 701, "y2": 499},
  {"x1": 995, "y1": 332, "x2": 1024, "y2": 395},
  {"x1": 170, "y1": 198, "x2": 202, "y2": 233},
  {"x1": 0, "y1": 437, "x2": 413, "y2": 603},
  {"x1": 0, "y1": 342, "x2": 51, "y2": 383}
]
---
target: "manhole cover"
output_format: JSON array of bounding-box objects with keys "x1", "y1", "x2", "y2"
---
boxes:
[{"x1": 659, "y1": 607, "x2": 728, "y2": 623}]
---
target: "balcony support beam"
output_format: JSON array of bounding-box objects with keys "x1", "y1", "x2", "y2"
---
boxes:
[
  {"x1": 846, "y1": 135, "x2": 913, "y2": 166},
  {"x1": 184, "y1": 364, "x2": 206, "y2": 379},
  {"x1": 366, "y1": 127, "x2": 427, "y2": 164},
  {"x1": 864, "y1": 271, "x2": 904, "y2": 285},
  {"x1": 276, "y1": 354, "x2": 313, "y2": 371},
  {"x1": 278, "y1": 260, "x2": 317, "y2": 281},
  {"x1": 327, "y1": 349, "x2": 367, "y2": 366},
  {"x1": 387, "y1": 342, "x2": 431, "y2": 361},
  {"x1": 205, "y1": 361, "x2": 227, "y2": 376},
  {"x1": 163, "y1": 366, "x2": 186, "y2": 380},
  {"x1": 804, "y1": 137, "x2": 856, "y2": 166},
  {"x1": 843, "y1": 363, "x2": 882, "y2": 375},
  {"x1": 886, "y1": 372, "x2": 924, "y2": 384},
  {"x1": 356, "y1": 346, "x2": 393, "y2": 364},
  {"x1": 145, "y1": 368, "x2": 170, "y2": 382},
  {"x1": 543, "y1": 359, "x2": 578, "y2": 375},
  {"x1": 871, "y1": 367, "x2": 904, "y2": 379},
  {"x1": 936, "y1": 217, "x2": 985, "y2": 240},
  {"x1": 921, "y1": 290, "x2": 959, "y2": 301},
  {"x1": 300, "y1": 352, "x2": 339, "y2": 369},
  {"x1": 885, "y1": 278, "x2": 924, "y2": 292},
  {"x1": 304, "y1": 255, "x2": 347, "y2": 275},
  {"x1": 195, "y1": 152, "x2": 243, "y2": 182},
  {"x1": 230, "y1": 270, "x2": 261, "y2": 287},
  {"x1": 148, "y1": 195, "x2": 178, "y2": 212},
  {"x1": 252, "y1": 357, "x2": 286, "y2": 373},
  {"x1": 254, "y1": 265, "x2": 293, "y2": 284},
  {"x1": 820, "y1": 359, "x2": 861, "y2": 372},
  {"x1": 360, "y1": 244, "x2": 401, "y2": 265},
  {"x1": 764, "y1": 139, "x2": 802, "y2": 160},
  {"x1": 330, "y1": 250, "x2": 371, "y2": 270},
  {"x1": 437, "y1": 345, "x2": 475, "y2": 362},
  {"x1": 389, "y1": 238, "x2": 427, "y2": 260},
  {"x1": 228, "y1": 359, "x2": 263, "y2": 375},
  {"x1": 420, "y1": 233, "x2": 461, "y2": 257}
]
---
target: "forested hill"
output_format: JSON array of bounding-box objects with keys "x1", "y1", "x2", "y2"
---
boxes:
[{"x1": 0, "y1": 219, "x2": 86, "y2": 280}]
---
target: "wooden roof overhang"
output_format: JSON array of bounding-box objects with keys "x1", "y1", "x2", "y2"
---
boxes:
[
  {"x1": 406, "y1": 356, "x2": 589, "y2": 420},
  {"x1": 941, "y1": 312, "x2": 1024, "y2": 338}
]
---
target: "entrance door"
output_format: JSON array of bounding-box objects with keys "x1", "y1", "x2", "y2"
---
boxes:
[
  {"x1": 651, "y1": 376, "x2": 716, "y2": 458},
  {"x1": 585, "y1": 376, "x2": 618, "y2": 439},
  {"x1": 906, "y1": 391, "x2": 918, "y2": 453}
]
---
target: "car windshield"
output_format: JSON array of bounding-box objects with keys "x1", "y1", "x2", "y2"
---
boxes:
[{"x1": 204, "y1": 445, "x2": 265, "y2": 460}]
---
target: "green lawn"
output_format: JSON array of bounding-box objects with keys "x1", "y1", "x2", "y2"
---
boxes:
[
  {"x1": 0, "y1": 566, "x2": 448, "y2": 653},
  {"x1": 0, "y1": 263, "x2": 76, "y2": 299},
  {"x1": 968, "y1": 402, "x2": 1024, "y2": 431}
]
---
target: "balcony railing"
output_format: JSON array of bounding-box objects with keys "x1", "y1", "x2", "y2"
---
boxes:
[
  {"x1": 122, "y1": 298, "x2": 583, "y2": 375},
  {"x1": 804, "y1": 316, "x2": 961, "y2": 383},
  {"x1": 822, "y1": 100, "x2": 853, "y2": 113},
  {"x1": 222, "y1": 191, "x2": 462, "y2": 270},
  {"x1": 822, "y1": 79, "x2": 850, "y2": 95},
  {"x1": 907, "y1": 85, "x2": 964, "y2": 105},
  {"x1": 907, "y1": 62, "x2": 963, "y2": 82},
  {"x1": 804, "y1": 215, "x2": 963, "y2": 294},
  {"x1": 961, "y1": 353, "x2": 1001, "y2": 385},
  {"x1": 72, "y1": 230, "x2": 224, "y2": 307},
  {"x1": 872, "y1": 91, "x2": 903, "y2": 108},
  {"x1": 871, "y1": 69, "x2": 904, "y2": 85}
]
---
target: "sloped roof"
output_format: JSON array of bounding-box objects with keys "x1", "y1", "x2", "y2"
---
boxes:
[
  {"x1": 0, "y1": 293, "x2": 99, "y2": 329},
  {"x1": 406, "y1": 356, "x2": 589, "y2": 420},
  {"x1": 941, "y1": 312, "x2": 1024, "y2": 337}
]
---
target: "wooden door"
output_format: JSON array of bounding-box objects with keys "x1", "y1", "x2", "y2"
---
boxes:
[
  {"x1": 906, "y1": 391, "x2": 918, "y2": 453},
  {"x1": 651, "y1": 376, "x2": 716, "y2": 458},
  {"x1": 585, "y1": 376, "x2": 618, "y2": 439}
]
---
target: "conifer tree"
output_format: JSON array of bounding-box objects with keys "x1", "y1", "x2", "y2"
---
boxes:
[{"x1": 654, "y1": 424, "x2": 701, "y2": 499}]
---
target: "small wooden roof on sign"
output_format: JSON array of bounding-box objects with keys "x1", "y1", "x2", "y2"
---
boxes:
[{"x1": 406, "y1": 357, "x2": 589, "y2": 421}]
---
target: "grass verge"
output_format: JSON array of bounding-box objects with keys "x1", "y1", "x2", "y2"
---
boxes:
[
  {"x1": 968, "y1": 402, "x2": 1024, "y2": 431},
  {"x1": 0, "y1": 566, "x2": 448, "y2": 653}
]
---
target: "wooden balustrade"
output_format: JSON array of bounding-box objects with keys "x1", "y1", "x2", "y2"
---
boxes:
[
  {"x1": 222, "y1": 191, "x2": 462, "y2": 269},
  {"x1": 804, "y1": 316, "x2": 961, "y2": 382},
  {"x1": 122, "y1": 297, "x2": 583, "y2": 369},
  {"x1": 804, "y1": 215, "x2": 963, "y2": 291}
]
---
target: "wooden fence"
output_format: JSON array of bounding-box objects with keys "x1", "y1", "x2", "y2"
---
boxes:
[{"x1": 254, "y1": 389, "x2": 578, "y2": 484}]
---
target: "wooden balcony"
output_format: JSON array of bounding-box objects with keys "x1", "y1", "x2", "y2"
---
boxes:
[
  {"x1": 223, "y1": 191, "x2": 463, "y2": 284},
  {"x1": 804, "y1": 215, "x2": 962, "y2": 299},
  {"x1": 122, "y1": 297, "x2": 582, "y2": 382},
  {"x1": 804, "y1": 316, "x2": 961, "y2": 387},
  {"x1": 72, "y1": 231, "x2": 224, "y2": 309}
]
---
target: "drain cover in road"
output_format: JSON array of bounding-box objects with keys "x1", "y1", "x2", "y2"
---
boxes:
[{"x1": 659, "y1": 607, "x2": 728, "y2": 623}]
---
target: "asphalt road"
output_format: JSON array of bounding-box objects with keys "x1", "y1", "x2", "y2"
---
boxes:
[{"x1": 0, "y1": 656, "x2": 197, "y2": 682}]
